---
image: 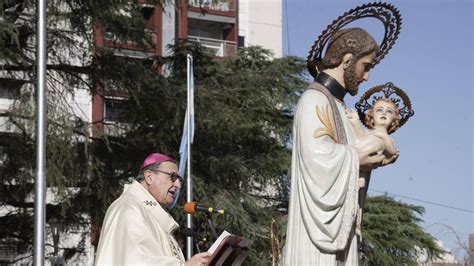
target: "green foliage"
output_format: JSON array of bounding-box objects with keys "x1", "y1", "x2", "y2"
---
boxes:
[
  {"x1": 92, "y1": 42, "x2": 307, "y2": 264},
  {"x1": 361, "y1": 195, "x2": 445, "y2": 265},
  {"x1": 0, "y1": 0, "x2": 166, "y2": 262}
]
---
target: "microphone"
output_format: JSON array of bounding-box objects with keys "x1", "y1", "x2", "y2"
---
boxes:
[{"x1": 184, "y1": 201, "x2": 225, "y2": 215}]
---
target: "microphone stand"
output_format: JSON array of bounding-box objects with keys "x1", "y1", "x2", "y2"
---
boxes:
[
  {"x1": 195, "y1": 239, "x2": 201, "y2": 253},
  {"x1": 206, "y1": 213, "x2": 219, "y2": 242},
  {"x1": 183, "y1": 227, "x2": 201, "y2": 253}
]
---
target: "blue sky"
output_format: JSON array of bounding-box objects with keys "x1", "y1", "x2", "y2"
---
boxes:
[{"x1": 283, "y1": 0, "x2": 473, "y2": 260}]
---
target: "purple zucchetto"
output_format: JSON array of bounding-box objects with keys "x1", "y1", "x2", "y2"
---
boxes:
[{"x1": 140, "y1": 152, "x2": 175, "y2": 171}]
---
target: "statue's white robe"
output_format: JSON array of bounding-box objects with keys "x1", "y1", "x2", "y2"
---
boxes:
[
  {"x1": 283, "y1": 88, "x2": 360, "y2": 265},
  {"x1": 95, "y1": 181, "x2": 185, "y2": 265}
]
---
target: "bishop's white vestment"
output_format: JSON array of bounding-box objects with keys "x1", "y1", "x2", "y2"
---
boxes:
[
  {"x1": 95, "y1": 181, "x2": 185, "y2": 265},
  {"x1": 283, "y1": 84, "x2": 361, "y2": 265}
]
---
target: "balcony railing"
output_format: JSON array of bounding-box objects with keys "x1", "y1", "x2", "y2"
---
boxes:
[
  {"x1": 188, "y1": 0, "x2": 235, "y2": 12},
  {"x1": 103, "y1": 122, "x2": 130, "y2": 137},
  {"x1": 188, "y1": 36, "x2": 236, "y2": 57},
  {"x1": 103, "y1": 28, "x2": 156, "y2": 50}
]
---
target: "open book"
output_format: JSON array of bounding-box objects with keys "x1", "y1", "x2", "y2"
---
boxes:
[{"x1": 206, "y1": 230, "x2": 251, "y2": 266}]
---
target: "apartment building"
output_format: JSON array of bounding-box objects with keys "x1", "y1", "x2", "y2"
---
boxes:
[
  {"x1": 92, "y1": 0, "x2": 282, "y2": 136},
  {"x1": 92, "y1": 0, "x2": 238, "y2": 135}
]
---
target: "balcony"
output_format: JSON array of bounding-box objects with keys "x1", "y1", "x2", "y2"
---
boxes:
[
  {"x1": 188, "y1": 36, "x2": 236, "y2": 57},
  {"x1": 188, "y1": 0, "x2": 236, "y2": 12},
  {"x1": 103, "y1": 28, "x2": 157, "y2": 52},
  {"x1": 103, "y1": 122, "x2": 130, "y2": 137}
]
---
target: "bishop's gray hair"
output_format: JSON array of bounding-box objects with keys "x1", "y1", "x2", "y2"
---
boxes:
[{"x1": 135, "y1": 162, "x2": 162, "y2": 182}]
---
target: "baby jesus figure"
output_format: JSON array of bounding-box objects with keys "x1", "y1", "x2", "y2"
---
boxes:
[
  {"x1": 348, "y1": 82, "x2": 415, "y2": 173},
  {"x1": 347, "y1": 97, "x2": 400, "y2": 167},
  {"x1": 346, "y1": 83, "x2": 415, "y2": 236}
]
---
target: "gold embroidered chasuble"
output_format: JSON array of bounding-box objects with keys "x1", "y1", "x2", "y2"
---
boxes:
[{"x1": 95, "y1": 181, "x2": 185, "y2": 265}]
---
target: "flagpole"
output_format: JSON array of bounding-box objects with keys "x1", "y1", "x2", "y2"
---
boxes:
[
  {"x1": 34, "y1": 0, "x2": 47, "y2": 264},
  {"x1": 185, "y1": 54, "x2": 194, "y2": 260}
]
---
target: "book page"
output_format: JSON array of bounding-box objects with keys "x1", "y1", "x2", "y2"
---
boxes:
[{"x1": 207, "y1": 230, "x2": 231, "y2": 254}]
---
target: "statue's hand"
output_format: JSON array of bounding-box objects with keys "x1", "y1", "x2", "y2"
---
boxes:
[
  {"x1": 371, "y1": 129, "x2": 399, "y2": 159},
  {"x1": 357, "y1": 143, "x2": 385, "y2": 171},
  {"x1": 345, "y1": 108, "x2": 360, "y2": 126},
  {"x1": 381, "y1": 150, "x2": 400, "y2": 166}
]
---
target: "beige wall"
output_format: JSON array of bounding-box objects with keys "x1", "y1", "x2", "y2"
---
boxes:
[{"x1": 239, "y1": 0, "x2": 282, "y2": 58}]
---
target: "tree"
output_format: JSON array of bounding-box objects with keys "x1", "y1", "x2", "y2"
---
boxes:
[
  {"x1": 361, "y1": 195, "x2": 445, "y2": 265},
  {"x1": 0, "y1": 0, "x2": 308, "y2": 263},
  {"x1": 92, "y1": 43, "x2": 308, "y2": 264},
  {"x1": 0, "y1": 0, "x2": 169, "y2": 262}
]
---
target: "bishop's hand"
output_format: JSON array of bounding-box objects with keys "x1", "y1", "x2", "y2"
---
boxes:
[{"x1": 185, "y1": 252, "x2": 211, "y2": 266}]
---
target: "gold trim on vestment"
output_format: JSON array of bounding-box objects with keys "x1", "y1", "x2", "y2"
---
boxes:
[{"x1": 314, "y1": 104, "x2": 337, "y2": 142}]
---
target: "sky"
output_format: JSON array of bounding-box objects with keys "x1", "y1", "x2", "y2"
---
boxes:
[{"x1": 283, "y1": 0, "x2": 473, "y2": 260}]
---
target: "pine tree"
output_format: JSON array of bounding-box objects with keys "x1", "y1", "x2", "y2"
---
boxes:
[
  {"x1": 0, "y1": 0, "x2": 169, "y2": 262},
  {"x1": 361, "y1": 195, "x2": 445, "y2": 265}
]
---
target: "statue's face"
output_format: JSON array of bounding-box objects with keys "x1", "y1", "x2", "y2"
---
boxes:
[
  {"x1": 344, "y1": 52, "x2": 376, "y2": 96},
  {"x1": 372, "y1": 100, "x2": 397, "y2": 130}
]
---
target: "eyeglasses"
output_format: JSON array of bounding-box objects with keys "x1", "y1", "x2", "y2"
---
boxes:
[{"x1": 152, "y1": 169, "x2": 184, "y2": 184}]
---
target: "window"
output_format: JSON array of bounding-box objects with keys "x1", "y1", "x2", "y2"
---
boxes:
[
  {"x1": 0, "y1": 244, "x2": 16, "y2": 262},
  {"x1": 102, "y1": 5, "x2": 157, "y2": 50},
  {"x1": 238, "y1": 35, "x2": 245, "y2": 48},
  {"x1": 0, "y1": 145, "x2": 6, "y2": 167},
  {"x1": 104, "y1": 98, "x2": 127, "y2": 124},
  {"x1": 0, "y1": 79, "x2": 23, "y2": 99},
  {"x1": 141, "y1": 5, "x2": 154, "y2": 21},
  {"x1": 188, "y1": 19, "x2": 223, "y2": 39}
]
